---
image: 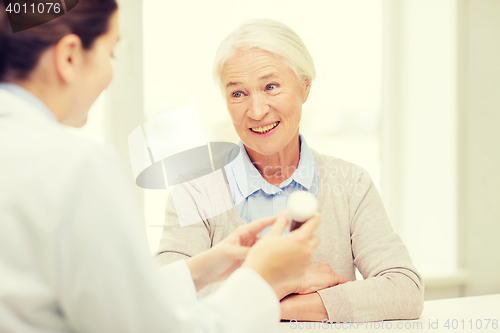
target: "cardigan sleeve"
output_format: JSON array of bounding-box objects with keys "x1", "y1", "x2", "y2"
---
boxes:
[
  {"x1": 155, "y1": 179, "x2": 225, "y2": 298},
  {"x1": 155, "y1": 186, "x2": 212, "y2": 266},
  {"x1": 317, "y1": 169, "x2": 424, "y2": 322},
  {"x1": 156, "y1": 168, "x2": 235, "y2": 268}
]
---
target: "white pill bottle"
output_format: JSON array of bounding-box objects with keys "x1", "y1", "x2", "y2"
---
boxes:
[{"x1": 286, "y1": 191, "x2": 318, "y2": 231}]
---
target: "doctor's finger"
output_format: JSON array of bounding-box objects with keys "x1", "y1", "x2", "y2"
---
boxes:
[
  {"x1": 267, "y1": 211, "x2": 289, "y2": 237},
  {"x1": 242, "y1": 214, "x2": 278, "y2": 236},
  {"x1": 308, "y1": 235, "x2": 320, "y2": 251},
  {"x1": 294, "y1": 213, "x2": 321, "y2": 237},
  {"x1": 231, "y1": 246, "x2": 251, "y2": 260}
]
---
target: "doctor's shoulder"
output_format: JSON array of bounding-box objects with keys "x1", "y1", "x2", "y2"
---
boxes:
[
  {"x1": 49, "y1": 130, "x2": 133, "y2": 194},
  {"x1": 5, "y1": 118, "x2": 132, "y2": 202},
  {"x1": 0, "y1": 121, "x2": 138, "y2": 229}
]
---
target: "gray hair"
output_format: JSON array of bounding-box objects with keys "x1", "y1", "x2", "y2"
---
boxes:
[{"x1": 213, "y1": 18, "x2": 316, "y2": 90}]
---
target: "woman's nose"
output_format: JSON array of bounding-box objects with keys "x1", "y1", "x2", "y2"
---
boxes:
[{"x1": 247, "y1": 94, "x2": 269, "y2": 120}]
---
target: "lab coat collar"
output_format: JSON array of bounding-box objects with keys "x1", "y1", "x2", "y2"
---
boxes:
[{"x1": 0, "y1": 83, "x2": 57, "y2": 123}]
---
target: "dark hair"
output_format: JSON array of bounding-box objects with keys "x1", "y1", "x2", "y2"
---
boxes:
[{"x1": 0, "y1": 0, "x2": 118, "y2": 81}]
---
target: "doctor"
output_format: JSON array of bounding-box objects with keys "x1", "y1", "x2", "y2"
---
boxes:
[{"x1": 0, "y1": 1, "x2": 321, "y2": 332}]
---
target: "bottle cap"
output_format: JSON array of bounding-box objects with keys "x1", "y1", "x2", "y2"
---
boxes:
[{"x1": 287, "y1": 191, "x2": 318, "y2": 222}]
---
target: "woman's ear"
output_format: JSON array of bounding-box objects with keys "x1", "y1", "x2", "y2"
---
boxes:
[
  {"x1": 301, "y1": 77, "x2": 312, "y2": 103},
  {"x1": 53, "y1": 34, "x2": 83, "y2": 84}
]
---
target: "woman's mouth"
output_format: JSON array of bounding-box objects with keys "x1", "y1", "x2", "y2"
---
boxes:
[{"x1": 249, "y1": 121, "x2": 280, "y2": 134}]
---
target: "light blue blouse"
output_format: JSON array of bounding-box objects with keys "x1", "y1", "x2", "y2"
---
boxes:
[{"x1": 225, "y1": 134, "x2": 319, "y2": 235}]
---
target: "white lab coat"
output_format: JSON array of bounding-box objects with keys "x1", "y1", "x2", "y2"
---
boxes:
[{"x1": 0, "y1": 87, "x2": 279, "y2": 333}]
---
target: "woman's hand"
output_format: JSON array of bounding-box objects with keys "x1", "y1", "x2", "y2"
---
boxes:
[
  {"x1": 280, "y1": 293, "x2": 329, "y2": 322},
  {"x1": 295, "y1": 261, "x2": 350, "y2": 294},
  {"x1": 186, "y1": 214, "x2": 277, "y2": 291},
  {"x1": 274, "y1": 262, "x2": 349, "y2": 299},
  {"x1": 242, "y1": 211, "x2": 321, "y2": 290}
]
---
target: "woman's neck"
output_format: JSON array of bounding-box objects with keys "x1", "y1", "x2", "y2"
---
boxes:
[{"x1": 245, "y1": 132, "x2": 301, "y2": 187}]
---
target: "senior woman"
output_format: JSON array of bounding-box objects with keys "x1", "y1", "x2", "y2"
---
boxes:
[{"x1": 157, "y1": 19, "x2": 424, "y2": 322}]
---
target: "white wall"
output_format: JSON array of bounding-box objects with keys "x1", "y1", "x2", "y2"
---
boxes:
[
  {"x1": 382, "y1": 0, "x2": 458, "y2": 278},
  {"x1": 457, "y1": 0, "x2": 500, "y2": 297},
  {"x1": 384, "y1": 0, "x2": 500, "y2": 299},
  {"x1": 108, "y1": 0, "x2": 145, "y2": 217}
]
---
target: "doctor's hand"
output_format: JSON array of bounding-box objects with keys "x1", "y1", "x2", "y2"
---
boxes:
[
  {"x1": 186, "y1": 214, "x2": 278, "y2": 292},
  {"x1": 242, "y1": 211, "x2": 321, "y2": 292}
]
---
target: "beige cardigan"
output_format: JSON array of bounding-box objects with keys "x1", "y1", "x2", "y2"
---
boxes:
[{"x1": 156, "y1": 150, "x2": 424, "y2": 322}]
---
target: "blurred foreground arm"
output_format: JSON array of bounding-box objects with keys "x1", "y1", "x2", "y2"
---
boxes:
[{"x1": 57, "y1": 148, "x2": 322, "y2": 333}]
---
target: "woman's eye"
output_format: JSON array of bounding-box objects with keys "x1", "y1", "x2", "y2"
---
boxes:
[
  {"x1": 232, "y1": 91, "x2": 243, "y2": 98},
  {"x1": 266, "y1": 84, "x2": 278, "y2": 91}
]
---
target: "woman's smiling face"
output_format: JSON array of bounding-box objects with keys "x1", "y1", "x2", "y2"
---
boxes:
[{"x1": 221, "y1": 48, "x2": 311, "y2": 156}]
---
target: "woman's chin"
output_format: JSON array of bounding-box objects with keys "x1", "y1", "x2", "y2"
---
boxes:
[{"x1": 245, "y1": 141, "x2": 282, "y2": 157}]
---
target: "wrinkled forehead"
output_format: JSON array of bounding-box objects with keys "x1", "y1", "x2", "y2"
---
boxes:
[{"x1": 220, "y1": 48, "x2": 297, "y2": 85}]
